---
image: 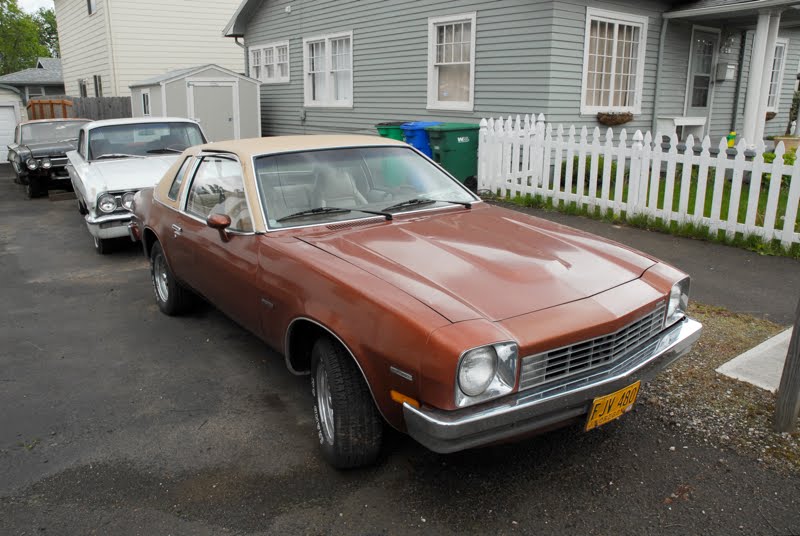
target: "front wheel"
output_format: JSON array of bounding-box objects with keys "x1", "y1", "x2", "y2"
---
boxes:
[
  {"x1": 311, "y1": 337, "x2": 383, "y2": 468},
  {"x1": 93, "y1": 235, "x2": 111, "y2": 255},
  {"x1": 150, "y1": 241, "x2": 193, "y2": 316},
  {"x1": 25, "y1": 177, "x2": 45, "y2": 199}
]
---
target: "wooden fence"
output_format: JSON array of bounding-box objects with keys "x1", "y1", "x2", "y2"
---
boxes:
[
  {"x1": 478, "y1": 115, "x2": 800, "y2": 248},
  {"x1": 26, "y1": 96, "x2": 132, "y2": 121}
]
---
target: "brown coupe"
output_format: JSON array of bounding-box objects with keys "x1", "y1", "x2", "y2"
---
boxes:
[{"x1": 130, "y1": 135, "x2": 702, "y2": 468}]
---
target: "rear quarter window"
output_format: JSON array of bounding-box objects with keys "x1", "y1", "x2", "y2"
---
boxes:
[{"x1": 168, "y1": 157, "x2": 194, "y2": 200}]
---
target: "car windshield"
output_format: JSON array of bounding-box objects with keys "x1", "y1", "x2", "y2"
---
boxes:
[
  {"x1": 20, "y1": 121, "x2": 87, "y2": 143},
  {"x1": 88, "y1": 122, "x2": 206, "y2": 160},
  {"x1": 254, "y1": 146, "x2": 477, "y2": 229}
]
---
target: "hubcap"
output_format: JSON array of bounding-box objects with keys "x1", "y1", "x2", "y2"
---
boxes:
[
  {"x1": 153, "y1": 254, "x2": 169, "y2": 302},
  {"x1": 316, "y1": 362, "x2": 335, "y2": 444}
]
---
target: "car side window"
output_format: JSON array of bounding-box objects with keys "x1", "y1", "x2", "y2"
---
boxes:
[
  {"x1": 185, "y1": 156, "x2": 253, "y2": 232},
  {"x1": 168, "y1": 157, "x2": 193, "y2": 201}
]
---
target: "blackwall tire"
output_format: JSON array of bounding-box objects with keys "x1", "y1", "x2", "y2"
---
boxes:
[
  {"x1": 311, "y1": 336, "x2": 383, "y2": 469},
  {"x1": 150, "y1": 241, "x2": 193, "y2": 316}
]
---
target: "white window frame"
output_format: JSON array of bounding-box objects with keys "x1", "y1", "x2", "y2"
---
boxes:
[
  {"x1": 302, "y1": 31, "x2": 353, "y2": 108},
  {"x1": 141, "y1": 89, "x2": 151, "y2": 116},
  {"x1": 767, "y1": 38, "x2": 789, "y2": 113},
  {"x1": 249, "y1": 41, "x2": 290, "y2": 84},
  {"x1": 580, "y1": 8, "x2": 648, "y2": 115},
  {"x1": 426, "y1": 12, "x2": 477, "y2": 112}
]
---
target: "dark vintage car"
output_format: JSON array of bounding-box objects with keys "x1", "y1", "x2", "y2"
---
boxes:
[
  {"x1": 6, "y1": 118, "x2": 91, "y2": 198},
  {"x1": 130, "y1": 135, "x2": 702, "y2": 468}
]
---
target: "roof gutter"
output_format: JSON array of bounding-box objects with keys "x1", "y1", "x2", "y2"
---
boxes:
[
  {"x1": 664, "y1": 0, "x2": 800, "y2": 19},
  {"x1": 0, "y1": 83, "x2": 22, "y2": 96}
]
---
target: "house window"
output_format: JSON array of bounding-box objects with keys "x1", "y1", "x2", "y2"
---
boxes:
[
  {"x1": 78, "y1": 79, "x2": 88, "y2": 97},
  {"x1": 28, "y1": 86, "x2": 45, "y2": 98},
  {"x1": 302, "y1": 32, "x2": 352, "y2": 107},
  {"x1": 767, "y1": 40, "x2": 788, "y2": 113},
  {"x1": 141, "y1": 89, "x2": 151, "y2": 116},
  {"x1": 93, "y1": 75, "x2": 103, "y2": 97},
  {"x1": 87, "y1": 0, "x2": 96, "y2": 15},
  {"x1": 427, "y1": 13, "x2": 476, "y2": 111},
  {"x1": 581, "y1": 8, "x2": 648, "y2": 114},
  {"x1": 249, "y1": 41, "x2": 290, "y2": 84}
]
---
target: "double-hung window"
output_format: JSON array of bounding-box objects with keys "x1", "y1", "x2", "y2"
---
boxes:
[
  {"x1": 249, "y1": 41, "x2": 290, "y2": 84},
  {"x1": 767, "y1": 39, "x2": 788, "y2": 113},
  {"x1": 302, "y1": 32, "x2": 353, "y2": 107},
  {"x1": 427, "y1": 13, "x2": 476, "y2": 111},
  {"x1": 581, "y1": 8, "x2": 648, "y2": 114}
]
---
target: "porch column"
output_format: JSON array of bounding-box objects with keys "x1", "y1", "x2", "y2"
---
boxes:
[
  {"x1": 742, "y1": 12, "x2": 772, "y2": 145},
  {"x1": 754, "y1": 11, "x2": 782, "y2": 144}
]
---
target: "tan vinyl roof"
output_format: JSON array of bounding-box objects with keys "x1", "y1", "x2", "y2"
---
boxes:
[{"x1": 197, "y1": 134, "x2": 408, "y2": 158}]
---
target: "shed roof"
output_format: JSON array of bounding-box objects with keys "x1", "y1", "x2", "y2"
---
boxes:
[
  {"x1": 129, "y1": 64, "x2": 257, "y2": 88},
  {"x1": 36, "y1": 57, "x2": 62, "y2": 76}
]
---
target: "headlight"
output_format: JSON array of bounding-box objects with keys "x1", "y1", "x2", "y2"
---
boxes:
[
  {"x1": 121, "y1": 192, "x2": 135, "y2": 211},
  {"x1": 26, "y1": 158, "x2": 38, "y2": 170},
  {"x1": 665, "y1": 277, "x2": 690, "y2": 327},
  {"x1": 97, "y1": 193, "x2": 118, "y2": 214},
  {"x1": 456, "y1": 342, "x2": 518, "y2": 407},
  {"x1": 41, "y1": 158, "x2": 52, "y2": 169}
]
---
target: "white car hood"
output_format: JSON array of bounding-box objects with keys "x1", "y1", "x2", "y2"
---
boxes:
[{"x1": 84, "y1": 156, "x2": 178, "y2": 193}]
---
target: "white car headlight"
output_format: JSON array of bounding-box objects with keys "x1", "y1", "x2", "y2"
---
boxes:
[
  {"x1": 456, "y1": 342, "x2": 518, "y2": 407},
  {"x1": 666, "y1": 277, "x2": 690, "y2": 327},
  {"x1": 97, "y1": 193, "x2": 118, "y2": 214},
  {"x1": 41, "y1": 158, "x2": 52, "y2": 169},
  {"x1": 26, "y1": 158, "x2": 38, "y2": 170},
  {"x1": 121, "y1": 192, "x2": 135, "y2": 211}
]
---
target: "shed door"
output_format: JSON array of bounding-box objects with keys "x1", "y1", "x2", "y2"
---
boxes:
[
  {"x1": 0, "y1": 105, "x2": 17, "y2": 161},
  {"x1": 189, "y1": 82, "x2": 237, "y2": 142},
  {"x1": 686, "y1": 30, "x2": 719, "y2": 118}
]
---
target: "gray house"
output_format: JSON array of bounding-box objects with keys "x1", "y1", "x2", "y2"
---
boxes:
[
  {"x1": 0, "y1": 58, "x2": 66, "y2": 104},
  {"x1": 223, "y1": 0, "x2": 800, "y2": 145}
]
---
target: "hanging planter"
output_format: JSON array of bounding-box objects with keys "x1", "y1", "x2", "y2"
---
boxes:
[
  {"x1": 766, "y1": 111, "x2": 777, "y2": 121},
  {"x1": 596, "y1": 112, "x2": 634, "y2": 127}
]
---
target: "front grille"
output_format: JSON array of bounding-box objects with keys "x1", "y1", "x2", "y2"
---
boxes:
[{"x1": 519, "y1": 303, "x2": 666, "y2": 391}]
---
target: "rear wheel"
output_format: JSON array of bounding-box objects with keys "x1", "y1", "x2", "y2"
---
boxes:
[
  {"x1": 311, "y1": 336, "x2": 383, "y2": 468},
  {"x1": 150, "y1": 241, "x2": 193, "y2": 315}
]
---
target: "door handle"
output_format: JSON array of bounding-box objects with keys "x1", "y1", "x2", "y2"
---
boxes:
[{"x1": 172, "y1": 224, "x2": 182, "y2": 235}]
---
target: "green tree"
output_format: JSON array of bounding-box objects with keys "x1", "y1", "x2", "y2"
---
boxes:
[
  {"x1": 34, "y1": 7, "x2": 59, "y2": 58},
  {"x1": 0, "y1": 0, "x2": 49, "y2": 75}
]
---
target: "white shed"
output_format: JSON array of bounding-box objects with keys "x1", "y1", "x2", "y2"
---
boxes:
[
  {"x1": 0, "y1": 85, "x2": 24, "y2": 162},
  {"x1": 129, "y1": 64, "x2": 261, "y2": 142}
]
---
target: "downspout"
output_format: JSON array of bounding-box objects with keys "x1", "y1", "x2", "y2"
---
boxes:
[
  {"x1": 652, "y1": 18, "x2": 669, "y2": 134},
  {"x1": 730, "y1": 31, "x2": 748, "y2": 132},
  {"x1": 103, "y1": 0, "x2": 120, "y2": 96}
]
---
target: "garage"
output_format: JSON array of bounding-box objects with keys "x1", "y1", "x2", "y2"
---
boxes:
[
  {"x1": 129, "y1": 64, "x2": 261, "y2": 143},
  {"x1": 0, "y1": 88, "x2": 23, "y2": 162}
]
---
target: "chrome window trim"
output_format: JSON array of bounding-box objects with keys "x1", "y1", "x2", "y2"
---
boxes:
[
  {"x1": 180, "y1": 152, "x2": 258, "y2": 234},
  {"x1": 249, "y1": 144, "x2": 481, "y2": 233}
]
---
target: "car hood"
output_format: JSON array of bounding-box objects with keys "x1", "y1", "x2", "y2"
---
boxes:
[
  {"x1": 299, "y1": 205, "x2": 657, "y2": 322},
  {"x1": 22, "y1": 141, "x2": 77, "y2": 158},
  {"x1": 81, "y1": 155, "x2": 179, "y2": 193}
]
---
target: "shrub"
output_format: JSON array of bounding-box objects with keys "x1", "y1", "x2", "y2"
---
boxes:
[{"x1": 761, "y1": 149, "x2": 795, "y2": 189}]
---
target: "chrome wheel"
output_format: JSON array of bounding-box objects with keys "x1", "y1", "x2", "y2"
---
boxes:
[
  {"x1": 153, "y1": 253, "x2": 169, "y2": 303},
  {"x1": 316, "y1": 361, "x2": 335, "y2": 444}
]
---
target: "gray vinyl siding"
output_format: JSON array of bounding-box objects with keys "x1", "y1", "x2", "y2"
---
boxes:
[
  {"x1": 708, "y1": 30, "x2": 747, "y2": 140},
  {"x1": 244, "y1": 0, "x2": 555, "y2": 135},
  {"x1": 658, "y1": 21, "x2": 693, "y2": 120}
]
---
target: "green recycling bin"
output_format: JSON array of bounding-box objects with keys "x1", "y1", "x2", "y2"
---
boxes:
[
  {"x1": 375, "y1": 121, "x2": 406, "y2": 141},
  {"x1": 424, "y1": 123, "x2": 480, "y2": 190}
]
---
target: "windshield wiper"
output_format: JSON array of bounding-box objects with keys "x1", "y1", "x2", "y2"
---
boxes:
[
  {"x1": 383, "y1": 197, "x2": 473, "y2": 212},
  {"x1": 146, "y1": 148, "x2": 183, "y2": 154},
  {"x1": 277, "y1": 206, "x2": 394, "y2": 223},
  {"x1": 94, "y1": 153, "x2": 145, "y2": 160},
  {"x1": 277, "y1": 207, "x2": 352, "y2": 222}
]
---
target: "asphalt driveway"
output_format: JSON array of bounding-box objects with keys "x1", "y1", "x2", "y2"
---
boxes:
[{"x1": 0, "y1": 164, "x2": 798, "y2": 536}]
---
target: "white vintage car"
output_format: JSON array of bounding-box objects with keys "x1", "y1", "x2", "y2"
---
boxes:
[{"x1": 67, "y1": 117, "x2": 207, "y2": 253}]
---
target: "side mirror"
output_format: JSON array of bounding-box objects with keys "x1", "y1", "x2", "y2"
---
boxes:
[{"x1": 207, "y1": 213, "x2": 232, "y2": 242}]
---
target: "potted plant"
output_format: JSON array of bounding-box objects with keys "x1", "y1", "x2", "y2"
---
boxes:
[{"x1": 596, "y1": 111, "x2": 633, "y2": 127}]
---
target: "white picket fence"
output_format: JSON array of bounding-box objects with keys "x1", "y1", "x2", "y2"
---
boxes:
[{"x1": 478, "y1": 114, "x2": 800, "y2": 248}]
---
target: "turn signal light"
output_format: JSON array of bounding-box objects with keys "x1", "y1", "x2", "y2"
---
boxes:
[{"x1": 390, "y1": 390, "x2": 419, "y2": 408}]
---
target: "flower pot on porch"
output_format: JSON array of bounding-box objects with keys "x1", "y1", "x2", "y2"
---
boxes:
[{"x1": 773, "y1": 136, "x2": 800, "y2": 151}]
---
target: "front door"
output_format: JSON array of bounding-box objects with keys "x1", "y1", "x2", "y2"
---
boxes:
[
  {"x1": 189, "y1": 83, "x2": 237, "y2": 142},
  {"x1": 686, "y1": 30, "x2": 719, "y2": 118}
]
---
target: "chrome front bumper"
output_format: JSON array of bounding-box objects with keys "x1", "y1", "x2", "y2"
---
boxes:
[
  {"x1": 85, "y1": 212, "x2": 132, "y2": 239},
  {"x1": 404, "y1": 317, "x2": 702, "y2": 454}
]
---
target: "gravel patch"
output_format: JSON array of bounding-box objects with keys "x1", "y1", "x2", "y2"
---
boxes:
[{"x1": 644, "y1": 303, "x2": 800, "y2": 473}]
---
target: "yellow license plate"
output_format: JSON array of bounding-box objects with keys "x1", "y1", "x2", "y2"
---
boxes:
[{"x1": 585, "y1": 381, "x2": 641, "y2": 431}]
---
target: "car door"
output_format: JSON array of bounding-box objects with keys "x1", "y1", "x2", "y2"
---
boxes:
[
  {"x1": 180, "y1": 154, "x2": 262, "y2": 335},
  {"x1": 161, "y1": 156, "x2": 199, "y2": 286}
]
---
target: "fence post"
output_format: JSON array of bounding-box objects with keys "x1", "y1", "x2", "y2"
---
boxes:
[
  {"x1": 775, "y1": 296, "x2": 800, "y2": 432},
  {"x1": 478, "y1": 118, "x2": 488, "y2": 191},
  {"x1": 627, "y1": 130, "x2": 644, "y2": 216}
]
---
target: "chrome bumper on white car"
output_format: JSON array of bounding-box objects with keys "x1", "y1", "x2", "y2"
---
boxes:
[
  {"x1": 403, "y1": 317, "x2": 702, "y2": 454},
  {"x1": 85, "y1": 212, "x2": 132, "y2": 239}
]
